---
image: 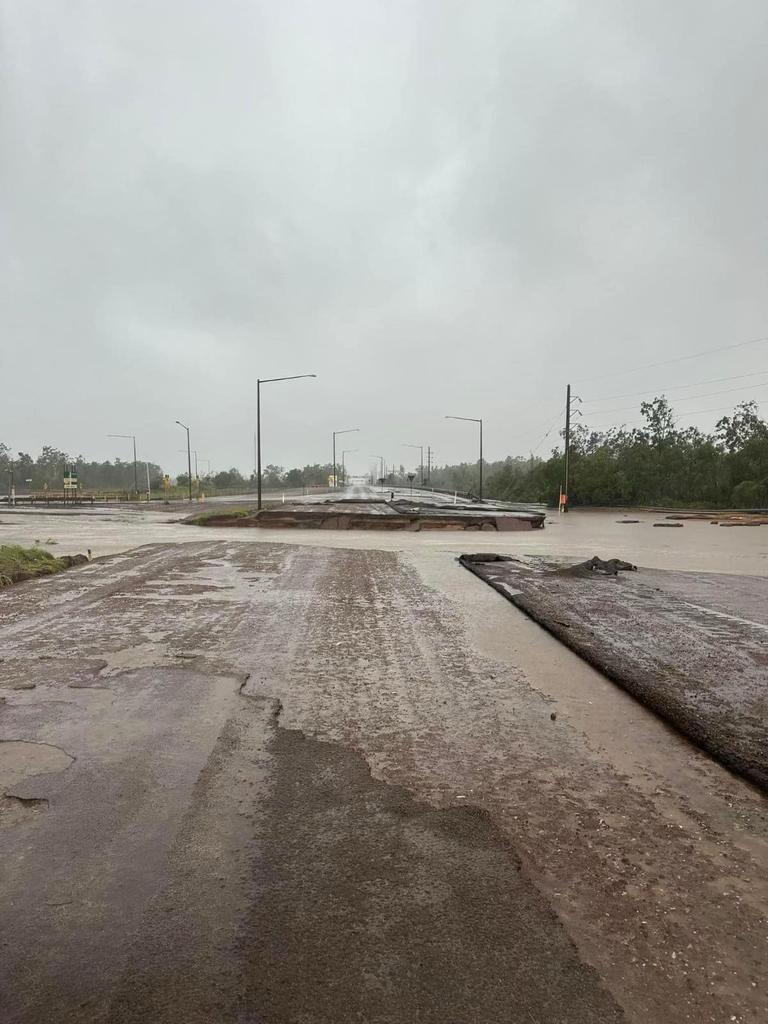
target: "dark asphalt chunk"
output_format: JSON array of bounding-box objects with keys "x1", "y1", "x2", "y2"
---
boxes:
[
  {"x1": 240, "y1": 725, "x2": 623, "y2": 1024},
  {"x1": 460, "y1": 554, "x2": 768, "y2": 790}
]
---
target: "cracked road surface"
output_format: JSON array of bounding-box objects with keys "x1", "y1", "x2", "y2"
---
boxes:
[{"x1": 1, "y1": 541, "x2": 766, "y2": 1023}]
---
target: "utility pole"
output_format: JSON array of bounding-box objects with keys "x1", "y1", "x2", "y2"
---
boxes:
[
  {"x1": 563, "y1": 383, "x2": 571, "y2": 513},
  {"x1": 427, "y1": 446, "x2": 432, "y2": 483},
  {"x1": 562, "y1": 384, "x2": 581, "y2": 512}
]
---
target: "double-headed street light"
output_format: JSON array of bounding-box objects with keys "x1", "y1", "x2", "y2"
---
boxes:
[
  {"x1": 332, "y1": 428, "x2": 359, "y2": 490},
  {"x1": 403, "y1": 443, "x2": 424, "y2": 487},
  {"x1": 445, "y1": 415, "x2": 483, "y2": 501},
  {"x1": 108, "y1": 433, "x2": 138, "y2": 496},
  {"x1": 175, "y1": 421, "x2": 192, "y2": 501},
  {"x1": 257, "y1": 374, "x2": 317, "y2": 509}
]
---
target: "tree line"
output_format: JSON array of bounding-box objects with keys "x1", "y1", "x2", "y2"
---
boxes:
[
  {"x1": 4, "y1": 397, "x2": 767, "y2": 505},
  {"x1": 176, "y1": 463, "x2": 340, "y2": 490},
  {"x1": 429, "y1": 398, "x2": 768, "y2": 507},
  {"x1": 0, "y1": 444, "x2": 342, "y2": 494},
  {"x1": 0, "y1": 444, "x2": 165, "y2": 493}
]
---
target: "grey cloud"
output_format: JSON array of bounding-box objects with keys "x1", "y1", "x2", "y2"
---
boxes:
[{"x1": 2, "y1": 0, "x2": 766, "y2": 476}]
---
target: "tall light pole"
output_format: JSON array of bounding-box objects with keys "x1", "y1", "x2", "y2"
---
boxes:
[
  {"x1": 341, "y1": 448, "x2": 357, "y2": 487},
  {"x1": 332, "y1": 428, "x2": 359, "y2": 491},
  {"x1": 108, "y1": 433, "x2": 138, "y2": 496},
  {"x1": 403, "y1": 444, "x2": 424, "y2": 487},
  {"x1": 178, "y1": 449, "x2": 202, "y2": 489},
  {"x1": 445, "y1": 415, "x2": 483, "y2": 501},
  {"x1": 369, "y1": 455, "x2": 384, "y2": 490},
  {"x1": 257, "y1": 374, "x2": 317, "y2": 510},
  {"x1": 175, "y1": 421, "x2": 192, "y2": 501}
]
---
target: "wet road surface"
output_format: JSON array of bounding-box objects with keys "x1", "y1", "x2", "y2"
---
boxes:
[
  {"x1": 1, "y1": 534, "x2": 767, "y2": 1022},
  {"x1": 460, "y1": 554, "x2": 768, "y2": 788}
]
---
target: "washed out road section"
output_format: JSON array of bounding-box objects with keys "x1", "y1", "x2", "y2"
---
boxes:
[
  {"x1": 460, "y1": 553, "x2": 768, "y2": 790},
  {"x1": 0, "y1": 541, "x2": 766, "y2": 1022}
]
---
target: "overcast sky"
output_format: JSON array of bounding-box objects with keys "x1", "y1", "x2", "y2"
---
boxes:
[{"x1": 2, "y1": 0, "x2": 767, "y2": 478}]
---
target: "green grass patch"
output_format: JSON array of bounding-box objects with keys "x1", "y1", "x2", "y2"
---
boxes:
[
  {"x1": 184, "y1": 507, "x2": 255, "y2": 525},
  {"x1": 0, "y1": 545, "x2": 68, "y2": 586}
]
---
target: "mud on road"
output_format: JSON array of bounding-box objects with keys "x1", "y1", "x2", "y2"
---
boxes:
[{"x1": 0, "y1": 540, "x2": 766, "y2": 1023}]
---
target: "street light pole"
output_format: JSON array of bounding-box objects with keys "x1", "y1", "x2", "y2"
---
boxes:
[
  {"x1": 445, "y1": 415, "x2": 484, "y2": 501},
  {"x1": 108, "y1": 433, "x2": 138, "y2": 496},
  {"x1": 341, "y1": 448, "x2": 358, "y2": 487},
  {"x1": 403, "y1": 444, "x2": 424, "y2": 487},
  {"x1": 175, "y1": 421, "x2": 192, "y2": 501},
  {"x1": 369, "y1": 455, "x2": 384, "y2": 490},
  {"x1": 256, "y1": 374, "x2": 317, "y2": 510},
  {"x1": 332, "y1": 428, "x2": 359, "y2": 491}
]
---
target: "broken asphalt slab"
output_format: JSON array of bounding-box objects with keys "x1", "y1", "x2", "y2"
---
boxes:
[{"x1": 460, "y1": 553, "x2": 768, "y2": 791}]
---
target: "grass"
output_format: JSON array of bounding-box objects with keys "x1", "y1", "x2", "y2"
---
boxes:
[
  {"x1": 184, "y1": 507, "x2": 254, "y2": 525},
  {"x1": 0, "y1": 545, "x2": 68, "y2": 586}
]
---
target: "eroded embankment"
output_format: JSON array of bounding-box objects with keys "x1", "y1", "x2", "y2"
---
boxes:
[
  {"x1": 0, "y1": 545, "x2": 89, "y2": 587},
  {"x1": 460, "y1": 553, "x2": 768, "y2": 791},
  {"x1": 184, "y1": 500, "x2": 545, "y2": 532}
]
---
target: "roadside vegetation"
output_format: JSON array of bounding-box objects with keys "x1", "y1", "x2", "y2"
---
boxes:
[
  {"x1": 0, "y1": 545, "x2": 72, "y2": 586},
  {"x1": 0, "y1": 441, "x2": 340, "y2": 497},
  {"x1": 184, "y1": 507, "x2": 253, "y2": 525},
  {"x1": 430, "y1": 398, "x2": 768, "y2": 508}
]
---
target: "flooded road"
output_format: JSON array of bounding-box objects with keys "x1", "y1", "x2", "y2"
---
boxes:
[
  {"x1": 1, "y1": 507, "x2": 767, "y2": 1022},
  {"x1": 1, "y1": 503, "x2": 767, "y2": 575}
]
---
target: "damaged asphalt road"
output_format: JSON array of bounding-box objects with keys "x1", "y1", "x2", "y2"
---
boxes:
[
  {"x1": 460, "y1": 553, "x2": 768, "y2": 789},
  {"x1": 0, "y1": 541, "x2": 767, "y2": 1023}
]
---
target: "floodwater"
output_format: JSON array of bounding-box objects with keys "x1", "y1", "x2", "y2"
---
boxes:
[{"x1": 1, "y1": 504, "x2": 766, "y2": 575}]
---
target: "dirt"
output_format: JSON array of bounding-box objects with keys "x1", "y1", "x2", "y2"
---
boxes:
[{"x1": 459, "y1": 554, "x2": 768, "y2": 790}]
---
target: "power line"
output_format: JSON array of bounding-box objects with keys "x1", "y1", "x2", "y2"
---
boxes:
[
  {"x1": 580, "y1": 368, "x2": 768, "y2": 405},
  {"x1": 580, "y1": 380, "x2": 768, "y2": 418},
  {"x1": 525, "y1": 405, "x2": 567, "y2": 454},
  {"x1": 574, "y1": 333, "x2": 768, "y2": 385},
  {"x1": 583, "y1": 399, "x2": 766, "y2": 429}
]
